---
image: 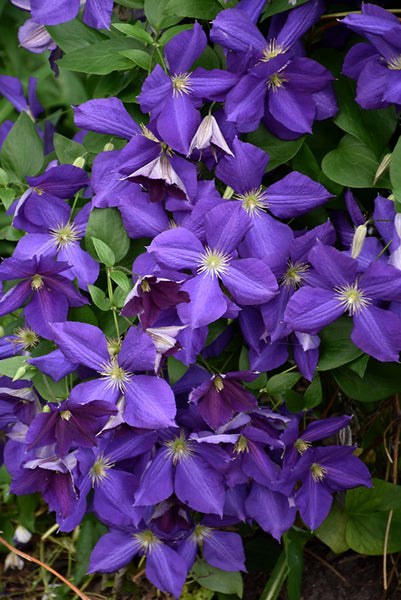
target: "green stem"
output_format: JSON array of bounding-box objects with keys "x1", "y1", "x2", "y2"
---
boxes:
[{"x1": 106, "y1": 268, "x2": 120, "y2": 337}]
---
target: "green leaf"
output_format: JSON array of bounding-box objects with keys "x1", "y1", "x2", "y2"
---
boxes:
[
  {"x1": 0, "y1": 167, "x2": 8, "y2": 186},
  {"x1": 59, "y1": 39, "x2": 144, "y2": 74},
  {"x1": 85, "y1": 208, "x2": 130, "y2": 263},
  {"x1": 0, "y1": 356, "x2": 36, "y2": 380},
  {"x1": 0, "y1": 188, "x2": 15, "y2": 210},
  {"x1": 119, "y1": 48, "x2": 152, "y2": 71},
  {"x1": 283, "y1": 528, "x2": 311, "y2": 600},
  {"x1": 110, "y1": 270, "x2": 131, "y2": 293},
  {"x1": 390, "y1": 135, "x2": 401, "y2": 211},
  {"x1": 144, "y1": 0, "x2": 182, "y2": 29},
  {"x1": 0, "y1": 112, "x2": 44, "y2": 181},
  {"x1": 333, "y1": 77, "x2": 397, "y2": 157},
  {"x1": 17, "y1": 494, "x2": 38, "y2": 531},
  {"x1": 345, "y1": 479, "x2": 401, "y2": 555},
  {"x1": 53, "y1": 133, "x2": 85, "y2": 165},
  {"x1": 32, "y1": 373, "x2": 69, "y2": 403},
  {"x1": 333, "y1": 359, "x2": 401, "y2": 402},
  {"x1": 91, "y1": 236, "x2": 116, "y2": 267},
  {"x1": 321, "y1": 134, "x2": 391, "y2": 188},
  {"x1": 244, "y1": 124, "x2": 305, "y2": 171},
  {"x1": 315, "y1": 500, "x2": 350, "y2": 554},
  {"x1": 264, "y1": 372, "x2": 301, "y2": 396},
  {"x1": 46, "y1": 20, "x2": 106, "y2": 53},
  {"x1": 261, "y1": 0, "x2": 309, "y2": 18},
  {"x1": 167, "y1": 356, "x2": 188, "y2": 385},
  {"x1": 112, "y1": 22, "x2": 153, "y2": 45},
  {"x1": 259, "y1": 550, "x2": 288, "y2": 600},
  {"x1": 74, "y1": 515, "x2": 107, "y2": 584},
  {"x1": 347, "y1": 353, "x2": 369, "y2": 379},
  {"x1": 303, "y1": 372, "x2": 322, "y2": 409},
  {"x1": 291, "y1": 142, "x2": 343, "y2": 196},
  {"x1": 191, "y1": 559, "x2": 243, "y2": 597},
  {"x1": 165, "y1": 0, "x2": 221, "y2": 19},
  {"x1": 284, "y1": 389, "x2": 306, "y2": 413},
  {"x1": 87, "y1": 285, "x2": 112, "y2": 311},
  {"x1": 317, "y1": 317, "x2": 363, "y2": 371}
]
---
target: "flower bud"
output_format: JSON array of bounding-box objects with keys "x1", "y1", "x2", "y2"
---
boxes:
[
  {"x1": 374, "y1": 152, "x2": 392, "y2": 185},
  {"x1": 4, "y1": 552, "x2": 24, "y2": 571},
  {"x1": 351, "y1": 224, "x2": 367, "y2": 259},
  {"x1": 14, "y1": 525, "x2": 32, "y2": 545},
  {"x1": 103, "y1": 142, "x2": 115, "y2": 152},
  {"x1": 72, "y1": 156, "x2": 86, "y2": 169}
]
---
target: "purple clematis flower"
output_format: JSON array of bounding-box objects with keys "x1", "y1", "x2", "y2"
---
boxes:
[
  {"x1": 50, "y1": 321, "x2": 177, "y2": 429},
  {"x1": 0, "y1": 255, "x2": 88, "y2": 339},
  {"x1": 138, "y1": 23, "x2": 238, "y2": 155},
  {"x1": 148, "y1": 201, "x2": 278, "y2": 328},
  {"x1": 88, "y1": 525, "x2": 188, "y2": 598},
  {"x1": 284, "y1": 241, "x2": 401, "y2": 362},
  {"x1": 290, "y1": 445, "x2": 372, "y2": 530},
  {"x1": 342, "y1": 3, "x2": 401, "y2": 109}
]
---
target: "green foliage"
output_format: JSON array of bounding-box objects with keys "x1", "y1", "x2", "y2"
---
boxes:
[
  {"x1": 245, "y1": 125, "x2": 305, "y2": 171},
  {"x1": 191, "y1": 559, "x2": 243, "y2": 597},
  {"x1": 0, "y1": 111, "x2": 44, "y2": 181},
  {"x1": 85, "y1": 207, "x2": 130, "y2": 263},
  {"x1": 322, "y1": 134, "x2": 391, "y2": 188}
]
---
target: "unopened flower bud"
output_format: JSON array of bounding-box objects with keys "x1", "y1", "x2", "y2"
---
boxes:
[
  {"x1": 4, "y1": 552, "x2": 24, "y2": 571},
  {"x1": 374, "y1": 152, "x2": 392, "y2": 185},
  {"x1": 188, "y1": 114, "x2": 233, "y2": 158},
  {"x1": 351, "y1": 224, "x2": 367, "y2": 259},
  {"x1": 103, "y1": 142, "x2": 115, "y2": 152},
  {"x1": 223, "y1": 185, "x2": 234, "y2": 200},
  {"x1": 14, "y1": 525, "x2": 32, "y2": 545},
  {"x1": 72, "y1": 156, "x2": 86, "y2": 169}
]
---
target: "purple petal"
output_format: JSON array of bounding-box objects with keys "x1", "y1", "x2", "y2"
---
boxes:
[
  {"x1": 157, "y1": 94, "x2": 201, "y2": 155},
  {"x1": 164, "y1": 22, "x2": 207, "y2": 73},
  {"x1": 74, "y1": 98, "x2": 140, "y2": 139},
  {"x1": 222, "y1": 259, "x2": 278, "y2": 305},
  {"x1": 265, "y1": 171, "x2": 332, "y2": 219},
  {"x1": 124, "y1": 376, "x2": 177, "y2": 429},
  {"x1": 178, "y1": 275, "x2": 228, "y2": 328},
  {"x1": 215, "y1": 137, "x2": 269, "y2": 194},
  {"x1": 285, "y1": 288, "x2": 343, "y2": 335},
  {"x1": 88, "y1": 530, "x2": 138, "y2": 573},
  {"x1": 352, "y1": 306, "x2": 401, "y2": 362},
  {"x1": 246, "y1": 483, "x2": 296, "y2": 541},
  {"x1": 49, "y1": 322, "x2": 108, "y2": 369},
  {"x1": 30, "y1": 0, "x2": 80, "y2": 25},
  {"x1": 175, "y1": 453, "x2": 225, "y2": 515},
  {"x1": 146, "y1": 543, "x2": 188, "y2": 599},
  {"x1": 205, "y1": 201, "x2": 253, "y2": 254},
  {"x1": 203, "y1": 531, "x2": 246, "y2": 572},
  {"x1": 83, "y1": 0, "x2": 113, "y2": 29},
  {"x1": 135, "y1": 449, "x2": 174, "y2": 506}
]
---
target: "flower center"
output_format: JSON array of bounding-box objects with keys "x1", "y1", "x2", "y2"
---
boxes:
[
  {"x1": 281, "y1": 261, "x2": 310, "y2": 289},
  {"x1": 171, "y1": 72, "x2": 192, "y2": 96},
  {"x1": 234, "y1": 435, "x2": 249, "y2": 454},
  {"x1": 387, "y1": 55, "x2": 401, "y2": 70},
  {"x1": 191, "y1": 524, "x2": 213, "y2": 545},
  {"x1": 50, "y1": 221, "x2": 81, "y2": 250},
  {"x1": 261, "y1": 40, "x2": 286, "y2": 62},
  {"x1": 12, "y1": 326, "x2": 39, "y2": 349},
  {"x1": 164, "y1": 431, "x2": 195, "y2": 465},
  {"x1": 333, "y1": 281, "x2": 371, "y2": 316},
  {"x1": 31, "y1": 274, "x2": 43, "y2": 290},
  {"x1": 106, "y1": 337, "x2": 122, "y2": 358},
  {"x1": 132, "y1": 529, "x2": 161, "y2": 554},
  {"x1": 60, "y1": 410, "x2": 72, "y2": 421},
  {"x1": 268, "y1": 72, "x2": 287, "y2": 91},
  {"x1": 89, "y1": 454, "x2": 115, "y2": 486},
  {"x1": 213, "y1": 375, "x2": 224, "y2": 392},
  {"x1": 98, "y1": 358, "x2": 132, "y2": 391},
  {"x1": 236, "y1": 186, "x2": 268, "y2": 218},
  {"x1": 310, "y1": 462, "x2": 327, "y2": 482},
  {"x1": 197, "y1": 247, "x2": 231, "y2": 279},
  {"x1": 141, "y1": 278, "x2": 151, "y2": 293},
  {"x1": 294, "y1": 438, "x2": 311, "y2": 455}
]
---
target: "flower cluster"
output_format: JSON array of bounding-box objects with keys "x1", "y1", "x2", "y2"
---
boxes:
[{"x1": 3, "y1": 0, "x2": 401, "y2": 596}]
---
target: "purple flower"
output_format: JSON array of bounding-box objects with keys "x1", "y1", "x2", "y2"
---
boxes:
[
  {"x1": 50, "y1": 321, "x2": 177, "y2": 429},
  {"x1": 342, "y1": 4, "x2": 401, "y2": 109},
  {"x1": 148, "y1": 201, "x2": 278, "y2": 328},
  {"x1": 284, "y1": 242, "x2": 401, "y2": 362},
  {"x1": 0, "y1": 255, "x2": 88, "y2": 339},
  {"x1": 88, "y1": 526, "x2": 188, "y2": 598}
]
